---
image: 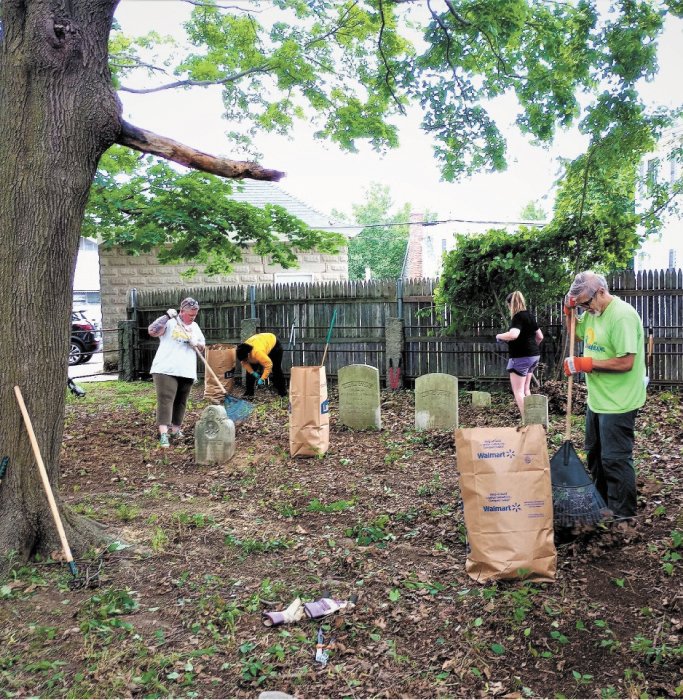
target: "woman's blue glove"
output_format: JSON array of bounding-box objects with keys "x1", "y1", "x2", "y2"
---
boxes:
[
  {"x1": 257, "y1": 378, "x2": 265, "y2": 386},
  {"x1": 251, "y1": 371, "x2": 260, "y2": 379}
]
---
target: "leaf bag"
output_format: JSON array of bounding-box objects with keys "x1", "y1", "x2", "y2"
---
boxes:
[
  {"x1": 203, "y1": 344, "x2": 236, "y2": 404},
  {"x1": 289, "y1": 366, "x2": 329, "y2": 457},
  {"x1": 454, "y1": 425, "x2": 556, "y2": 582}
]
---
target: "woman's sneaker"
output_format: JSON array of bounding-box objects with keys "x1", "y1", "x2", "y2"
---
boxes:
[{"x1": 159, "y1": 433, "x2": 170, "y2": 448}]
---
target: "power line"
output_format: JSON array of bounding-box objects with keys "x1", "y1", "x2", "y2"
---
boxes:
[{"x1": 318, "y1": 216, "x2": 548, "y2": 231}]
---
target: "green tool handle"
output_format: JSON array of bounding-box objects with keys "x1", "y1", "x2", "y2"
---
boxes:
[{"x1": 320, "y1": 309, "x2": 337, "y2": 367}]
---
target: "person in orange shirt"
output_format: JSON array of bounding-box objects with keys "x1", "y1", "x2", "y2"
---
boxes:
[{"x1": 236, "y1": 332, "x2": 287, "y2": 397}]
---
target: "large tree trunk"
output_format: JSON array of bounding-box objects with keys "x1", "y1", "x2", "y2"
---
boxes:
[{"x1": 0, "y1": 0, "x2": 121, "y2": 573}]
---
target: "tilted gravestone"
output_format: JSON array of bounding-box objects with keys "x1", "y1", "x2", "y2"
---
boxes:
[
  {"x1": 415, "y1": 373, "x2": 459, "y2": 430},
  {"x1": 338, "y1": 364, "x2": 381, "y2": 430},
  {"x1": 195, "y1": 405, "x2": 236, "y2": 465},
  {"x1": 471, "y1": 391, "x2": 492, "y2": 408},
  {"x1": 524, "y1": 394, "x2": 549, "y2": 429}
]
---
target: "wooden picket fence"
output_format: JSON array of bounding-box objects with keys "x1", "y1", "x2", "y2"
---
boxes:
[{"x1": 128, "y1": 269, "x2": 683, "y2": 386}]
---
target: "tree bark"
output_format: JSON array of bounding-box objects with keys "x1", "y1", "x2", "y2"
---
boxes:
[{"x1": 0, "y1": 0, "x2": 121, "y2": 573}]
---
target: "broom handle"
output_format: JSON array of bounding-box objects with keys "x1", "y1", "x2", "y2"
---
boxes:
[
  {"x1": 565, "y1": 309, "x2": 576, "y2": 441},
  {"x1": 13, "y1": 386, "x2": 76, "y2": 574}
]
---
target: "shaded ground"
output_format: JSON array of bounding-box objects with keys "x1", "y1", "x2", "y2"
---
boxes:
[{"x1": 1, "y1": 380, "x2": 682, "y2": 699}]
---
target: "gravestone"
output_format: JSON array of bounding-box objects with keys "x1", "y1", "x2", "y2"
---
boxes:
[
  {"x1": 195, "y1": 405, "x2": 236, "y2": 465},
  {"x1": 524, "y1": 394, "x2": 549, "y2": 429},
  {"x1": 338, "y1": 364, "x2": 381, "y2": 430},
  {"x1": 415, "y1": 373, "x2": 459, "y2": 430},
  {"x1": 471, "y1": 391, "x2": 491, "y2": 408}
]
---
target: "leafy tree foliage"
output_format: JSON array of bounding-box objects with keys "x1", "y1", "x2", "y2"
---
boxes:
[
  {"x1": 332, "y1": 183, "x2": 411, "y2": 280},
  {"x1": 86, "y1": 148, "x2": 345, "y2": 276},
  {"x1": 519, "y1": 200, "x2": 547, "y2": 221}
]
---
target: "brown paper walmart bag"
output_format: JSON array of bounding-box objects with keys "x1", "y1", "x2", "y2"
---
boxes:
[
  {"x1": 455, "y1": 425, "x2": 556, "y2": 582},
  {"x1": 203, "y1": 344, "x2": 236, "y2": 404},
  {"x1": 289, "y1": 366, "x2": 329, "y2": 457}
]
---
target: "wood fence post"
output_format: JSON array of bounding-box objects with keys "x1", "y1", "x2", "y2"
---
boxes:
[
  {"x1": 240, "y1": 318, "x2": 260, "y2": 385},
  {"x1": 118, "y1": 320, "x2": 135, "y2": 382},
  {"x1": 386, "y1": 317, "x2": 404, "y2": 389}
]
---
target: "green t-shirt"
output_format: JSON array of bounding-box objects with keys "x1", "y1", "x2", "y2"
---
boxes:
[{"x1": 575, "y1": 296, "x2": 646, "y2": 414}]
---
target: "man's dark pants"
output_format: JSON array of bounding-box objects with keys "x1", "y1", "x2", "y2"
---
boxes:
[
  {"x1": 585, "y1": 407, "x2": 638, "y2": 518},
  {"x1": 244, "y1": 340, "x2": 287, "y2": 397}
]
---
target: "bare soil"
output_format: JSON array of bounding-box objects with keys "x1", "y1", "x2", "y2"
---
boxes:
[{"x1": 0, "y1": 380, "x2": 681, "y2": 699}]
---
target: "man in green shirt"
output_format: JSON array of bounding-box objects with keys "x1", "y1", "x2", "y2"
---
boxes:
[{"x1": 563, "y1": 271, "x2": 647, "y2": 522}]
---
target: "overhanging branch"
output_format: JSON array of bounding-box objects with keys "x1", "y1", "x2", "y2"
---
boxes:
[{"x1": 117, "y1": 120, "x2": 285, "y2": 181}]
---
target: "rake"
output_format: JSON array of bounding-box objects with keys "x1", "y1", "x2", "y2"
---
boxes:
[
  {"x1": 199, "y1": 351, "x2": 254, "y2": 423},
  {"x1": 549, "y1": 308, "x2": 607, "y2": 529},
  {"x1": 178, "y1": 320, "x2": 254, "y2": 423}
]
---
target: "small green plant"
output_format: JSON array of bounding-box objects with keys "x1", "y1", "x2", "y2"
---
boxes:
[
  {"x1": 305, "y1": 497, "x2": 356, "y2": 513},
  {"x1": 661, "y1": 530, "x2": 682, "y2": 575},
  {"x1": 224, "y1": 533, "x2": 291, "y2": 555},
  {"x1": 572, "y1": 670, "x2": 594, "y2": 685},
  {"x1": 417, "y1": 473, "x2": 443, "y2": 497},
  {"x1": 345, "y1": 514, "x2": 395, "y2": 547},
  {"x1": 115, "y1": 503, "x2": 140, "y2": 522},
  {"x1": 151, "y1": 526, "x2": 169, "y2": 552},
  {"x1": 273, "y1": 502, "x2": 300, "y2": 517}
]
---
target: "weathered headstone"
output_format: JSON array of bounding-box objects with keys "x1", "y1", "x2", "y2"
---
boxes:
[
  {"x1": 415, "y1": 373, "x2": 459, "y2": 430},
  {"x1": 524, "y1": 394, "x2": 549, "y2": 429},
  {"x1": 471, "y1": 391, "x2": 491, "y2": 408},
  {"x1": 195, "y1": 405, "x2": 236, "y2": 465},
  {"x1": 338, "y1": 364, "x2": 381, "y2": 430}
]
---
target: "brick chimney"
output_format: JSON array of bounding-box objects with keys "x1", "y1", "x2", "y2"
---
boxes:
[{"x1": 403, "y1": 211, "x2": 424, "y2": 279}]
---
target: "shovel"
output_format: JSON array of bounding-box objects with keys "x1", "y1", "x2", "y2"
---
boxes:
[
  {"x1": 13, "y1": 386, "x2": 78, "y2": 578},
  {"x1": 549, "y1": 309, "x2": 606, "y2": 529}
]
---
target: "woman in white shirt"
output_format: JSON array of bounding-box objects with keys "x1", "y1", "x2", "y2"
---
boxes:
[{"x1": 148, "y1": 297, "x2": 205, "y2": 448}]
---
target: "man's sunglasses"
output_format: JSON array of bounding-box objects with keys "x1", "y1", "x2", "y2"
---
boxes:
[{"x1": 577, "y1": 291, "x2": 597, "y2": 309}]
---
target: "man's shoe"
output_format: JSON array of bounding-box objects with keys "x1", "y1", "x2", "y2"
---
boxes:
[{"x1": 159, "y1": 433, "x2": 170, "y2": 448}]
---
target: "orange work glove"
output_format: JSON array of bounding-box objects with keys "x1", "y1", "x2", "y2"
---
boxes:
[
  {"x1": 563, "y1": 293, "x2": 576, "y2": 316},
  {"x1": 564, "y1": 356, "x2": 593, "y2": 376}
]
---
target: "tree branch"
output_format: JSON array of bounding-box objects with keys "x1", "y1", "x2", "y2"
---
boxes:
[
  {"x1": 118, "y1": 64, "x2": 268, "y2": 94},
  {"x1": 377, "y1": 0, "x2": 406, "y2": 115},
  {"x1": 117, "y1": 120, "x2": 285, "y2": 181}
]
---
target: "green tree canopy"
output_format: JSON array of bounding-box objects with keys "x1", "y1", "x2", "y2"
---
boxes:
[
  {"x1": 332, "y1": 183, "x2": 411, "y2": 280},
  {"x1": 104, "y1": 0, "x2": 681, "y2": 273}
]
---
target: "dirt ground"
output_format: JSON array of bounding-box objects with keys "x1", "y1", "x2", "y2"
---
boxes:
[{"x1": 1, "y1": 379, "x2": 681, "y2": 699}]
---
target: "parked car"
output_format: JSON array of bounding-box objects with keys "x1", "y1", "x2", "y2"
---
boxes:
[{"x1": 70, "y1": 310, "x2": 101, "y2": 365}]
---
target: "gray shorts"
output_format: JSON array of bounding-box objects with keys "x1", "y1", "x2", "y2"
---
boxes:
[{"x1": 507, "y1": 356, "x2": 540, "y2": 377}]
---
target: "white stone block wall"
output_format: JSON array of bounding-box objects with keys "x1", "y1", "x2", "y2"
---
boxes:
[{"x1": 100, "y1": 246, "x2": 349, "y2": 361}]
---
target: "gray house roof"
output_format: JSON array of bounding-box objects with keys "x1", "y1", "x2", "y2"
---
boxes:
[{"x1": 229, "y1": 180, "x2": 355, "y2": 237}]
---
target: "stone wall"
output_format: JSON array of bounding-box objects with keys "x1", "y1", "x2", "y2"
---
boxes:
[{"x1": 100, "y1": 246, "x2": 349, "y2": 362}]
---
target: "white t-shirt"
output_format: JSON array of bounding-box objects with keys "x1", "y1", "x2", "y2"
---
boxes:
[{"x1": 150, "y1": 318, "x2": 205, "y2": 379}]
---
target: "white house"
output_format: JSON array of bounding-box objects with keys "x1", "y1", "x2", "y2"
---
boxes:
[{"x1": 634, "y1": 125, "x2": 683, "y2": 271}]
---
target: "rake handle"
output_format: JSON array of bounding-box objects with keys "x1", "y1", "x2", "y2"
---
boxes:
[
  {"x1": 176, "y1": 319, "x2": 226, "y2": 396},
  {"x1": 320, "y1": 309, "x2": 337, "y2": 368},
  {"x1": 13, "y1": 386, "x2": 77, "y2": 575},
  {"x1": 565, "y1": 309, "x2": 576, "y2": 441}
]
